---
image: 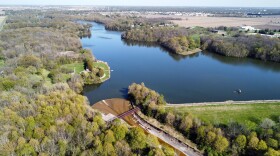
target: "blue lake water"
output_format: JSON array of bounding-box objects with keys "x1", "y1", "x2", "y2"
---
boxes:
[{"x1": 81, "y1": 22, "x2": 280, "y2": 104}]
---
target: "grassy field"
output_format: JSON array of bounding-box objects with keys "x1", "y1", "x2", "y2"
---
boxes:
[
  {"x1": 166, "y1": 103, "x2": 280, "y2": 125},
  {"x1": 61, "y1": 62, "x2": 84, "y2": 74},
  {"x1": 93, "y1": 62, "x2": 110, "y2": 81}
]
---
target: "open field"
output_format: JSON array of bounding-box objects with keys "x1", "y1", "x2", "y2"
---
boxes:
[
  {"x1": 61, "y1": 62, "x2": 84, "y2": 73},
  {"x1": 166, "y1": 103, "x2": 280, "y2": 125},
  {"x1": 145, "y1": 14, "x2": 280, "y2": 28}
]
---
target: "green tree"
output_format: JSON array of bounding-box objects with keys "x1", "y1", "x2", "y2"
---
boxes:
[
  {"x1": 234, "y1": 135, "x2": 247, "y2": 153},
  {"x1": 162, "y1": 145, "x2": 175, "y2": 156},
  {"x1": 206, "y1": 131, "x2": 216, "y2": 145},
  {"x1": 214, "y1": 135, "x2": 229, "y2": 153},
  {"x1": 58, "y1": 140, "x2": 67, "y2": 156},
  {"x1": 24, "y1": 117, "x2": 36, "y2": 139},
  {"x1": 103, "y1": 142, "x2": 116, "y2": 156},
  {"x1": 97, "y1": 68, "x2": 104, "y2": 77},
  {"x1": 179, "y1": 114, "x2": 193, "y2": 132},
  {"x1": 112, "y1": 121, "x2": 128, "y2": 141},
  {"x1": 248, "y1": 136, "x2": 259, "y2": 150},
  {"x1": 148, "y1": 148, "x2": 165, "y2": 156},
  {"x1": 127, "y1": 127, "x2": 147, "y2": 150},
  {"x1": 257, "y1": 140, "x2": 268, "y2": 151},
  {"x1": 264, "y1": 148, "x2": 280, "y2": 156},
  {"x1": 165, "y1": 112, "x2": 175, "y2": 126},
  {"x1": 146, "y1": 134, "x2": 160, "y2": 148},
  {"x1": 104, "y1": 130, "x2": 116, "y2": 144},
  {"x1": 267, "y1": 138, "x2": 278, "y2": 149}
]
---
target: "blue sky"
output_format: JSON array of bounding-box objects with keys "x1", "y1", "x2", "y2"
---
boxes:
[{"x1": 0, "y1": 0, "x2": 280, "y2": 7}]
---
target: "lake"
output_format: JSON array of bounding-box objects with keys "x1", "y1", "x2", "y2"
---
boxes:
[{"x1": 81, "y1": 22, "x2": 280, "y2": 104}]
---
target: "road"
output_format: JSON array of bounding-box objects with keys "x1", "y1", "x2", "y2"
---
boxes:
[{"x1": 133, "y1": 113, "x2": 202, "y2": 156}]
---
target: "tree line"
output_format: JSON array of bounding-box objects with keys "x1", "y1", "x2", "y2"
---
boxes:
[{"x1": 201, "y1": 34, "x2": 280, "y2": 63}]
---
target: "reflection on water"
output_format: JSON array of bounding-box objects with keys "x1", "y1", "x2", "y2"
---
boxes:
[
  {"x1": 81, "y1": 21, "x2": 280, "y2": 104},
  {"x1": 98, "y1": 36, "x2": 112, "y2": 39},
  {"x1": 122, "y1": 40, "x2": 191, "y2": 61},
  {"x1": 202, "y1": 52, "x2": 280, "y2": 72}
]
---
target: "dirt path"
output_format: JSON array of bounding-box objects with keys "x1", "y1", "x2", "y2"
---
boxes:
[{"x1": 166, "y1": 100, "x2": 280, "y2": 107}]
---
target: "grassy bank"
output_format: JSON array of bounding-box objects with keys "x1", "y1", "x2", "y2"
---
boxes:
[
  {"x1": 93, "y1": 61, "x2": 110, "y2": 82},
  {"x1": 166, "y1": 103, "x2": 280, "y2": 125}
]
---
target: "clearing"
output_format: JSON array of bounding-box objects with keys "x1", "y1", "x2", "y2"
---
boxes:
[{"x1": 61, "y1": 62, "x2": 84, "y2": 74}]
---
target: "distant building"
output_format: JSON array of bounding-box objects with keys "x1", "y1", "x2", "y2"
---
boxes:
[{"x1": 241, "y1": 26, "x2": 256, "y2": 31}]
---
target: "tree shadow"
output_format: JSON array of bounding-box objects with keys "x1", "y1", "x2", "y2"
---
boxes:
[
  {"x1": 270, "y1": 114, "x2": 280, "y2": 122},
  {"x1": 119, "y1": 87, "x2": 129, "y2": 99}
]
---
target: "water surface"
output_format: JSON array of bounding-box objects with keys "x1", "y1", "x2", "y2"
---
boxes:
[{"x1": 81, "y1": 22, "x2": 280, "y2": 104}]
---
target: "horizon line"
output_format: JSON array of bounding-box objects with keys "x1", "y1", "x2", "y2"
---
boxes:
[{"x1": 1, "y1": 5, "x2": 280, "y2": 8}]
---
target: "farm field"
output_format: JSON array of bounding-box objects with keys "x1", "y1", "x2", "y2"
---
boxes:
[{"x1": 145, "y1": 14, "x2": 280, "y2": 28}]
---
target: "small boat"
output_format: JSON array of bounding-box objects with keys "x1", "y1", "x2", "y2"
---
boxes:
[{"x1": 234, "y1": 89, "x2": 242, "y2": 94}]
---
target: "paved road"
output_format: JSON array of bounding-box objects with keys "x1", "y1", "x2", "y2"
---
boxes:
[{"x1": 133, "y1": 113, "x2": 202, "y2": 156}]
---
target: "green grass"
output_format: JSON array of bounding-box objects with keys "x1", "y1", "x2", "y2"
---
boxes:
[
  {"x1": 93, "y1": 62, "x2": 110, "y2": 81},
  {"x1": 166, "y1": 103, "x2": 280, "y2": 125},
  {"x1": 61, "y1": 63, "x2": 84, "y2": 74},
  {"x1": 0, "y1": 60, "x2": 4, "y2": 67}
]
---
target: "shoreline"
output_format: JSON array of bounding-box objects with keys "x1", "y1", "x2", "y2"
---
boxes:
[
  {"x1": 166, "y1": 99, "x2": 280, "y2": 107},
  {"x1": 179, "y1": 48, "x2": 201, "y2": 56}
]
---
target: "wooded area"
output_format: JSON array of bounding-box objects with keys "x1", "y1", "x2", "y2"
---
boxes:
[{"x1": 0, "y1": 10, "x2": 167, "y2": 156}]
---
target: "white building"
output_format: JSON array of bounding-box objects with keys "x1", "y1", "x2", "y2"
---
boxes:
[{"x1": 241, "y1": 26, "x2": 257, "y2": 31}]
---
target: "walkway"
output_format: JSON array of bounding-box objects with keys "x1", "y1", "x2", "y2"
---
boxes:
[
  {"x1": 133, "y1": 113, "x2": 202, "y2": 156},
  {"x1": 108, "y1": 107, "x2": 140, "y2": 122},
  {"x1": 166, "y1": 99, "x2": 280, "y2": 107}
]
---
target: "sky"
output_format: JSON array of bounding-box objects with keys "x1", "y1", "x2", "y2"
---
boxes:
[{"x1": 0, "y1": 0, "x2": 280, "y2": 7}]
